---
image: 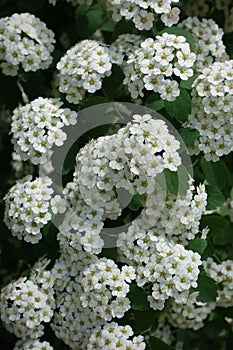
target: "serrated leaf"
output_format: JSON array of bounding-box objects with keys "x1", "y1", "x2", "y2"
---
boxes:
[
  {"x1": 197, "y1": 274, "x2": 218, "y2": 302},
  {"x1": 150, "y1": 336, "x2": 175, "y2": 350},
  {"x1": 179, "y1": 128, "x2": 199, "y2": 148},
  {"x1": 206, "y1": 185, "x2": 225, "y2": 210},
  {"x1": 161, "y1": 26, "x2": 198, "y2": 53},
  {"x1": 164, "y1": 88, "x2": 191, "y2": 122},
  {"x1": 187, "y1": 237, "x2": 207, "y2": 255},
  {"x1": 128, "y1": 284, "x2": 150, "y2": 311}
]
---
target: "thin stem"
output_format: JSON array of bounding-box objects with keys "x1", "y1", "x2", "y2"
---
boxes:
[{"x1": 17, "y1": 80, "x2": 29, "y2": 104}]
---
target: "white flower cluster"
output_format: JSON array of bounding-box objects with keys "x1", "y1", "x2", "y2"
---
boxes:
[
  {"x1": 0, "y1": 259, "x2": 55, "y2": 341},
  {"x1": 204, "y1": 258, "x2": 233, "y2": 307},
  {"x1": 4, "y1": 176, "x2": 55, "y2": 243},
  {"x1": 167, "y1": 292, "x2": 216, "y2": 330},
  {"x1": 116, "y1": 178, "x2": 207, "y2": 310},
  {"x1": 50, "y1": 248, "x2": 144, "y2": 349},
  {"x1": 109, "y1": 0, "x2": 180, "y2": 30},
  {"x1": 10, "y1": 97, "x2": 77, "y2": 167},
  {"x1": 122, "y1": 33, "x2": 196, "y2": 101},
  {"x1": 56, "y1": 40, "x2": 112, "y2": 104},
  {"x1": 184, "y1": 60, "x2": 233, "y2": 161},
  {"x1": 14, "y1": 339, "x2": 53, "y2": 350},
  {"x1": 80, "y1": 258, "x2": 135, "y2": 320},
  {"x1": 61, "y1": 114, "x2": 181, "y2": 253},
  {"x1": 109, "y1": 33, "x2": 143, "y2": 65},
  {"x1": 87, "y1": 322, "x2": 146, "y2": 350},
  {"x1": 0, "y1": 13, "x2": 55, "y2": 76},
  {"x1": 118, "y1": 222, "x2": 204, "y2": 310},
  {"x1": 179, "y1": 17, "x2": 227, "y2": 72},
  {"x1": 51, "y1": 251, "x2": 105, "y2": 349}
]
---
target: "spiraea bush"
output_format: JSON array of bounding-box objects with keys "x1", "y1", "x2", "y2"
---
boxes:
[{"x1": 0, "y1": 1, "x2": 233, "y2": 349}]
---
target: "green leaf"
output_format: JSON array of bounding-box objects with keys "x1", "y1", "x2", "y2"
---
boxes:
[
  {"x1": 156, "y1": 165, "x2": 190, "y2": 196},
  {"x1": 113, "y1": 19, "x2": 134, "y2": 37},
  {"x1": 86, "y1": 9, "x2": 104, "y2": 35},
  {"x1": 212, "y1": 222, "x2": 233, "y2": 246},
  {"x1": 149, "y1": 336, "x2": 175, "y2": 350},
  {"x1": 164, "y1": 88, "x2": 191, "y2": 122},
  {"x1": 128, "y1": 193, "x2": 144, "y2": 211},
  {"x1": 100, "y1": 20, "x2": 115, "y2": 32},
  {"x1": 180, "y1": 74, "x2": 198, "y2": 90},
  {"x1": 187, "y1": 237, "x2": 207, "y2": 255},
  {"x1": 75, "y1": 4, "x2": 105, "y2": 38},
  {"x1": 83, "y1": 95, "x2": 109, "y2": 108},
  {"x1": 161, "y1": 26, "x2": 198, "y2": 53},
  {"x1": 197, "y1": 273, "x2": 218, "y2": 303},
  {"x1": 206, "y1": 185, "x2": 225, "y2": 210},
  {"x1": 103, "y1": 65, "x2": 124, "y2": 99},
  {"x1": 179, "y1": 127, "x2": 199, "y2": 148},
  {"x1": 201, "y1": 214, "x2": 229, "y2": 233},
  {"x1": 75, "y1": 4, "x2": 90, "y2": 17},
  {"x1": 146, "y1": 99, "x2": 165, "y2": 112},
  {"x1": 98, "y1": 247, "x2": 118, "y2": 261},
  {"x1": 128, "y1": 284, "x2": 150, "y2": 311},
  {"x1": 200, "y1": 214, "x2": 230, "y2": 239},
  {"x1": 133, "y1": 310, "x2": 157, "y2": 334},
  {"x1": 201, "y1": 158, "x2": 232, "y2": 190},
  {"x1": 145, "y1": 93, "x2": 164, "y2": 111}
]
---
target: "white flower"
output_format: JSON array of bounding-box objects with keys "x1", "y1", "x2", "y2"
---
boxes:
[
  {"x1": 133, "y1": 9, "x2": 154, "y2": 31},
  {"x1": 158, "y1": 79, "x2": 180, "y2": 101},
  {"x1": 51, "y1": 195, "x2": 67, "y2": 214},
  {"x1": 161, "y1": 7, "x2": 180, "y2": 27}
]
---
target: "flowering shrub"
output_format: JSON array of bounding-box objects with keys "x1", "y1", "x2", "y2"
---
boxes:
[{"x1": 1, "y1": 1, "x2": 233, "y2": 350}]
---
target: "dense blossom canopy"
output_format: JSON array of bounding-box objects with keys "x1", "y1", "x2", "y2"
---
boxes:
[{"x1": 1, "y1": 0, "x2": 233, "y2": 349}]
